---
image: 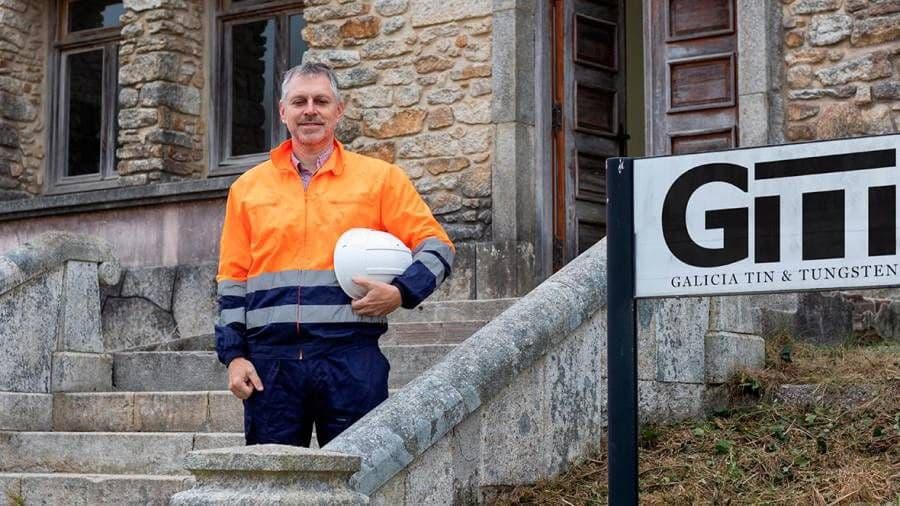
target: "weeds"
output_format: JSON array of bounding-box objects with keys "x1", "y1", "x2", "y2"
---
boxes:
[{"x1": 492, "y1": 340, "x2": 900, "y2": 505}]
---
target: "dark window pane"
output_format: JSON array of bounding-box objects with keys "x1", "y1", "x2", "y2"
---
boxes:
[
  {"x1": 66, "y1": 50, "x2": 103, "y2": 177},
  {"x1": 68, "y1": 0, "x2": 124, "y2": 32},
  {"x1": 289, "y1": 14, "x2": 307, "y2": 68},
  {"x1": 231, "y1": 19, "x2": 275, "y2": 157}
]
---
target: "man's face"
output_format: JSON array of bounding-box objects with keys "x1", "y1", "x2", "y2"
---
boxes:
[{"x1": 280, "y1": 74, "x2": 344, "y2": 149}]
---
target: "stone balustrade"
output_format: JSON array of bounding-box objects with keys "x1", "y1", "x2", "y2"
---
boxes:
[{"x1": 0, "y1": 232, "x2": 121, "y2": 431}]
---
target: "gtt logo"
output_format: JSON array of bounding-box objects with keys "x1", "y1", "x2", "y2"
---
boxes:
[{"x1": 661, "y1": 149, "x2": 898, "y2": 268}]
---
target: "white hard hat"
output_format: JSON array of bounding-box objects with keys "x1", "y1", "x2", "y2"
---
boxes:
[{"x1": 334, "y1": 228, "x2": 413, "y2": 300}]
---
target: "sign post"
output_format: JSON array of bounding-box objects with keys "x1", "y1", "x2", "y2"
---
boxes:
[
  {"x1": 606, "y1": 134, "x2": 899, "y2": 505},
  {"x1": 606, "y1": 157, "x2": 637, "y2": 504}
]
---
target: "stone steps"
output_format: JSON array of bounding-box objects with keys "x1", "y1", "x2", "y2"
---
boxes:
[
  {"x1": 52, "y1": 389, "x2": 400, "y2": 433},
  {"x1": 0, "y1": 472, "x2": 193, "y2": 505},
  {"x1": 0, "y1": 432, "x2": 244, "y2": 475},
  {"x1": 380, "y1": 320, "x2": 488, "y2": 345},
  {"x1": 112, "y1": 344, "x2": 458, "y2": 392},
  {"x1": 3, "y1": 298, "x2": 513, "y2": 503},
  {"x1": 388, "y1": 298, "x2": 516, "y2": 323},
  {"x1": 52, "y1": 391, "x2": 243, "y2": 433}
]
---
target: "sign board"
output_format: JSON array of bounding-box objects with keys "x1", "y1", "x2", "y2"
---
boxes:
[
  {"x1": 634, "y1": 135, "x2": 899, "y2": 297},
  {"x1": 606, "y1": 134, "x2": 899, "y2": 505}
]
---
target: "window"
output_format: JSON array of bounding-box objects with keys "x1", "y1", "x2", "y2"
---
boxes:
[
  {"x1": 213, "y1": 0, "x2": 308, "y2": 173},
  {"x1": 50, "y1": 0, "x2": 122, "y2": 191}
]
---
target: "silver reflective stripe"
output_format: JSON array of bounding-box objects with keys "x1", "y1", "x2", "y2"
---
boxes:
[
  {"x1": 415, "y1": 251, "x2": 446, "y2": 280},
  {"x1": 245, "y1": 304, "x2": 385, "y2": 328},
  {"x1": 219, "y1": 308, "x2": 246, "y2": 326},
  {"x1": 246, "y1": 270, "x2": 339, "y2": 292},
  {"x1": 217, "y1": 280, "x2": 247, "y2": 297},
  {"x1": 413, "y1": 237, "x2": 454, "y2": 266}
]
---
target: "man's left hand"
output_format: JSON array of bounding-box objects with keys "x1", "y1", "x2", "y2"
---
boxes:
[{"x1": 350, "y1": 277, "x2": 402, "y2": 317}]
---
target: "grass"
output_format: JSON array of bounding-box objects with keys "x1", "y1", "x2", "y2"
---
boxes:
[{"x1": 492, "y1": 339, "x2": 900, "y2": 505}]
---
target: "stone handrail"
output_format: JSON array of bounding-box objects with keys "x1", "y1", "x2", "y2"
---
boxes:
[
  {"x1": 324, "y1": 239, "x2": 608, "y2": 495},
  {"x1": 0, "y1": 231, "x2": 121, "y2": 297}
]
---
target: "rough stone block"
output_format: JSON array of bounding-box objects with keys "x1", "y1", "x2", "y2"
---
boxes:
[
  {"x1": 174, "y1": 445, "x2": 365, "y2": 505},
  {"x1": 638, "y1": 381, "x2": 706, "y2": 424},
  {"x1": 383, "y1": 344, "x2": 456, "y2": 389},
  {"x1": 113, "y1": 352, "x2": 227, "y2": 392},
  {"x1": 0, "y1": 267, "x2": 63, "y2": 393},
  {"x1": 388, "y1": 298, "x2": 515, "y2": 324},
  {"x1": 0, "y1": 475, "x2": 22, "y2": 504},
  {"x1": 794, "y1": 292, "x2": 853, "y2": 345},
  {"x1": 410, "y1": 0, "x2": 491, "y2": 27},
  {"x1": 739, "y1": 92, "x2": 768, "y2": 147},
  {"x1": 704, "y1": 332, "x2": 765, "y2": 384},
  {"x1": 191, "y1": 433, "x2": 245, "y2": 451},
  {"x1": 543, "y1": 310, "x2": 605, "y2": 475},
  {"x1": 208, "y1": 391, "x2": 244, "y2": 432},
  {"x1": 403, "y1": 437, "x2": 453, "y2": 505},
  {"x1": 172, "y1": 264, "x2": 217, "y2": 339},
  {"x1": 428, "y1": 243, "x2": 475, "y2": 301},
  {"x1": 103, "y1": 297, "x2": 178, "y2": 351},
  {"x1": 59, "y1": 261, "x2": 103, "y2": 353},
  {"x1": 0, "y1": 392, "x2": 52, "y2": 430},
  {"x1": 18, "y1": 474, "x2": 193, "y2": 506},
  {"x1": 480, "y1": 361, "x2": 545, "y2": 485},
  {"x1": 708, "y1": 295, "x2": 757, "y2": 334},
  {"x1": 121, "y1": 265, "x2": 176, "y2": 310},
  {"x1": 52, "y1": 392, "x2": 136, "y2": 432},
  {"x1": 475, "y1": 241, "x2": 520, "y2": 299},
  {"x1": 50, "y1": 352, "x2": 113, "y2": 392},
  {"x1": 447, "y1": 412, "x2": 482, "y2": 504},
  {"x1": 636, "y1": 299, "x2": 660, "y2": 381},
  {"x1": 135, "y1": 392, "x2": 208, "y2": 432},
  {"x1": 370, "y1": 468, "x2": 407, "y2": 506},
  {"x1": 651, "y1": 297, "x2": 708, "y2": 384},
  {"x1": 0, "y1": 432, "x2": 195, "y2": 474}
]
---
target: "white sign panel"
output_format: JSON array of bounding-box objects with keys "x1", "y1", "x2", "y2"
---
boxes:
[{"x1": 634, "y1": 135, "x2": 900, "y2": 298}]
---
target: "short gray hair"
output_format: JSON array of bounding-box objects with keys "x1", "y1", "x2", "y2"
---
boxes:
[{"x1": 280, "y1": 62, "x2": 342, "y2": 102}]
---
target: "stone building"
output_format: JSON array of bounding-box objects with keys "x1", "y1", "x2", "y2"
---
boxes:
[{"x1": 0, "y1": 0, "x2": 897, "y2": 293}]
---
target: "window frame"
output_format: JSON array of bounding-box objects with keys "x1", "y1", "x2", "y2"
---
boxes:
[
  {"x1": 48, "y1": 0, "x2": 122, "y2": 194},
  {"x1": 211, "y1": 0, "x2": 307, "y2": 175}
]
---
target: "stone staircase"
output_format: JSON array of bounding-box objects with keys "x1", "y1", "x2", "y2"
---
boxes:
[{"x1": 0, "y1": 298, "x2": 516, "y2": 505}]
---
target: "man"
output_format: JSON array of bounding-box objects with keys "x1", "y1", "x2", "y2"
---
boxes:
[{"x1": 215, "y1": 63, "x2": 454, "y2": 448}]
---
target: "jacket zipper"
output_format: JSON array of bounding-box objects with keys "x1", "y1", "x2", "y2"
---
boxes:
[{"x1": 297, "y1": 170, "x2": 308, "y2": 360}]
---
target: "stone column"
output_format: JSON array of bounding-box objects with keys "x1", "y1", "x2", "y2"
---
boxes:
[
  {"x1": 171, "y1": 445, "x2": 368, "y2": 505},
  {"x1": 117, "y1": 0, "x2": 205, "y2": 185},
  {"x1": 0, "y1": 0, "x2": 46, "y2": 198}
]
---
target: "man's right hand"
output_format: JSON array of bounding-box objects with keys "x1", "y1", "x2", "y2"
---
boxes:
[{"x1": 227, "y1": 358, "x2": 264, "y2": 400}]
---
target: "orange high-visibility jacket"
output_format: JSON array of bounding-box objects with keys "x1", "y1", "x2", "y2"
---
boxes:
[{"x1": 215, "y1": 140, "x2": 454, "y2": 365}]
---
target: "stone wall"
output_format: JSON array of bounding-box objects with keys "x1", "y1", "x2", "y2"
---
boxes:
[
  {"x1": 782, "y1": 0, "x2": 900, "y2": 141},
  {"x1": 100, "y1": 263, "x2": 216, "y2": 351},
  {"x1": 0, "y1": 0, "x2": 46, "y2": 198},
  {"x1": 303, "y1": 0, "x2": 495, "y2": 242},
  {"x1": 173, "y1": 238, "x2": 767, "y2": 504},
  {"x1": 117, "y1": 0, "x2": 205, "y2": 185}
]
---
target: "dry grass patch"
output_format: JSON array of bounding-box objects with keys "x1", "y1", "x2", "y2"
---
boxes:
[{"x1": 492, "y1": 341, "x2": 900, "y2": 505}]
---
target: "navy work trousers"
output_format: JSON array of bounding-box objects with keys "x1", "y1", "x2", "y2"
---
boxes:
[{"x1": 243, "y1": 338, "x2": 390, "y2": 448}]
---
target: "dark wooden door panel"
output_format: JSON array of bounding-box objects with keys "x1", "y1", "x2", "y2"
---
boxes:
[
  {"x1": 648, "y1": 0, "x2": 738, "y2": 155},
  {"x1": 553, "y1": 0, "x2": 624, "y2": 269}
]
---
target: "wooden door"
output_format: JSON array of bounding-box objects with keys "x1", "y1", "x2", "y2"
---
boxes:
[
  {"x1": 646, "y1": 0, "x2": 738, "y2": 155},
  {"x1": 552, "y1": 0, "x2": 626, "y2": 270}
]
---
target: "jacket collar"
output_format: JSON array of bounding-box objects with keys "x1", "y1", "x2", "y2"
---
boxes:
[{"x1": 270, "y1": 139, "x2": 345, "y2": 178}]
